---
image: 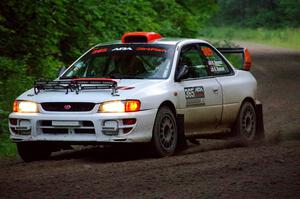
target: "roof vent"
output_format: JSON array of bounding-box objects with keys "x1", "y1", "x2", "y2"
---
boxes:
[{"x1": 121, "y1": 32, "x2": 162, "y2": 43}]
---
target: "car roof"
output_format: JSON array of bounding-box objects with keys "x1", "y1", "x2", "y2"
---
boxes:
[{"x1": 95, "y1": 38, "x2": 210, "y2": 47}]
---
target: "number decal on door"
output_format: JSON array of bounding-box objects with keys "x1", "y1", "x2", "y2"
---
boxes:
[{"x1": 184, "y1": 86, "x2": 205, "y2": 106}]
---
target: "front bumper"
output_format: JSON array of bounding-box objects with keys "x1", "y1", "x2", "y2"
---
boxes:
[{"x1": 8, "y1": 109, "x2": 157, "y2": 143}]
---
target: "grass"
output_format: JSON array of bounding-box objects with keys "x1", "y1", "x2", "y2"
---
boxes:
[
  {"x1": 0, "y1": 112, "x2": 17, "y2": 159},
  {"x1": 0, "y1": 133, "x2": 17, "y2": 159},
  {"x1": 201, "y1": 27, "x2": 300, "y2": 51}
]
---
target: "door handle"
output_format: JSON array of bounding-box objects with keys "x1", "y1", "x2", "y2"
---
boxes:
[{"x1": 213, "y1": 89, "x2": 219, "y2": 94}]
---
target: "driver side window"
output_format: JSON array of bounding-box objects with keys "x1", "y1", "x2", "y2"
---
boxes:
[{"x1": 178, "y1": 45, "x2": 208, "y2": 79}]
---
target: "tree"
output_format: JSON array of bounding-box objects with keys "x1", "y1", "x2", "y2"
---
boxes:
[
  {"x1": 0, "y1": 0, "x2": 217, "y2": 112},
  {"x1": 211, "y1": 0, "x2": 300, "y2": 28}
]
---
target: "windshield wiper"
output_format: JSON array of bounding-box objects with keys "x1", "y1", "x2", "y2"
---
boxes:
[
  {"x1": 109, "y1": 74, "x2": 144, "y2": 79},
  {"x1": 59, "y1": 75, "x2": 78, "y2": 80},
  {"x1": 119, "y1": 76, "x2": 145, "y2": 79}
]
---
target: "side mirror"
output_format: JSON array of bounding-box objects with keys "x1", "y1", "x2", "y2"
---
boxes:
[
  {"x1": 57, "y1": 66, "x2": 66, "y2": 77},
  {"x1": 175, "y1": 65, "x2": 189, "y2": 82}
]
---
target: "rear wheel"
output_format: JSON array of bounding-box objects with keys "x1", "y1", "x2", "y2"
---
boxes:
[
  {"x1": 233, "y1": 101, "x2": 257, "y2": 145},
  {"x1": 151, "y1": 106, "x2": 178, "y2": 157},
  {"x1": 17, "y1": 142, "x2": 52, "y2": 162}
]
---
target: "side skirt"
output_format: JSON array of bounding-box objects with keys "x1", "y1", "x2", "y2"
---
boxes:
[
  {"x1": 176, "y1": 114, "x2": 187, "y2": 149},
  {"x1": 255, "y1": 103, "x2": 265, "y2": 139}
]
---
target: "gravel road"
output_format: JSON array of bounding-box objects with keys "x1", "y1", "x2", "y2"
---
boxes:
[{"x1": 0, "y1": 43, "x2": 299, "y2": 199}]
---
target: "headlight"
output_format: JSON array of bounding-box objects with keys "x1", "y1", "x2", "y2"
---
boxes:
[
  {"x1": 13, "y1": 100, "x2": 39, "y2": 113},
  {"x1": 99, "y1": 100, "x2": 140, "y2": 113}
]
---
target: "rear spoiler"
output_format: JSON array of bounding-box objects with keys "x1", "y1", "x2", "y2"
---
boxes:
[{"x1": 217, "y1": 48, "x2": 252, "y2": 71}]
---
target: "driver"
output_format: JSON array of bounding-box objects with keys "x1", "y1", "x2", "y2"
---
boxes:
[{"x1": 115, "y1": 55, "x2": 145, "y2": 76}]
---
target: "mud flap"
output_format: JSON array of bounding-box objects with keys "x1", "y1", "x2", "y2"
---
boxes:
[
  {"x1": 255, "y1": 102, "x2": 265, "y2": 139},
  {"x1": 176, "y1": 114, "x2": 187, "y2": 150}
]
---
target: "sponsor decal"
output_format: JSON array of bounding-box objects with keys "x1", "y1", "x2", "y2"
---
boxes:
[
  {"x1": 184, "y1": 86, "x2": 205, "y2": 106},
  {"x1": 112, "y1": 47, "x2": 133, "y2": 51},
  {"x1": 91, "y1": 48, "x2": 108, "y2": 54},
  {"x1": 117, "y1": 86, "x2": 135, "y2": 90},
  {"x1": 201, "y1": 47, "x2": 213, "y2": 57},
  {"x1": 208, "y1": 60, "x2": 223, "y2": 67},
  {"x1": 207, "y1": 60, "x2": 226, "y2": 72}
]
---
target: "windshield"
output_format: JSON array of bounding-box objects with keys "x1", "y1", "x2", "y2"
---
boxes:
[{"x1": 61, "y1": 44, "x2": 175, "y2": 79}]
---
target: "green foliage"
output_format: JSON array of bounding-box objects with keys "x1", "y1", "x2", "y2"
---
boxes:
[
  {"x1": 0, "y1": 0, "x2": 217, "y2": 157},
  {"x1": 203, "y1": 27, "x2": 300, "y2": 51},
  {"x1": 211, "y1": 0, "x2": 300, "y2": 28},
  {"x1": 278, "y1": 0, "x2": 300, "y2": 27},
  {"x1": 0, "y1": 110, "x2": 16, "y2": 158},
  {"x1": 0, "y1": 118, "x2": 17, "y2": 158},
  {"x1": 208, "y1": 40, "x2": 242, "y2": 69}
]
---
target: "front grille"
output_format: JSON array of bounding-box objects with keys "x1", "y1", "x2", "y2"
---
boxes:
[
  {"x1": 82, "y1": 121, "x2": 94, "y2": 127},
  {"x1": 42, "y1": 128, "x2": 95, "y2": 134},
  {"x1": 41, "y1": 102, "x2": 95, "y2": 112},
  {"x1": 41, "y1": 120, "x2": 94, "y2": 127},
  {"x1": 39, "y1": 120, "x2": 96, "y2": 135},
  {"x1": 74, "y1": 129, "x2": 95, "y2": 134},
  {"x1": 43, "y1": 128, "x2": 68, "y2": 134},
  {"x1": 41, "y1": 120, "x2": 52, "y2": 126}
]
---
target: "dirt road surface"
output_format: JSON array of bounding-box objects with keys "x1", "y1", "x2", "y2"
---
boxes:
[{"x1": 0, "y1": 43, "x2": 299, "y2": 199}]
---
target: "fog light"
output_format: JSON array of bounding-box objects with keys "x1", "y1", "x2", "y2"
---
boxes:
[
  {"x1": 19, "y1": 119, "x2": 31, "y2": 126},
  {"x1": 9, "y1": 118, "x2": 18, "y2": 125},
  {"x1": 102, "y1": 120, "x2": 119, "y2": 135},
  {"x1": 15, "y1": 130, "x2": 31, "y2": 135}
]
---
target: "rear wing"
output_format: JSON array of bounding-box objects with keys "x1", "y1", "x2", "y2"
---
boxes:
[{"x1": 217, "y1": 48, "x2": 252, "y2": 71}]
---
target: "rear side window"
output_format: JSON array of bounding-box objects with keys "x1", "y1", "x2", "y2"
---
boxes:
[{"x1": 200, "y1": 45, "x2": 231, "y2": 76}]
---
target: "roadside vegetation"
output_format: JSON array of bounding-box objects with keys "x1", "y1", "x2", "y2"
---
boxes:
[
  {"x1": 202, "y1": 27, "x2": 300, "y2": 51},
  {"x1": 203, "y1": 0, "x2": 300, "y2": 50}
]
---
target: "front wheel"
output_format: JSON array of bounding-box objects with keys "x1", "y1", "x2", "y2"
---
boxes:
[
  {"x1": 17, "y1": 142, "x2": 52, "y2": 162},
  {"x1": 151, "y1": 106, "x2": 178, "y2": 157},
  {"x1": 233, "y1": 101, "x2": 257, "y2": 145}
]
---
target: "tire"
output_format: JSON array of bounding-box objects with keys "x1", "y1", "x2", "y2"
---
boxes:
[
  {"x1": 151, "y1": 106, "x2": 178, "y2": 157},
  {"x1": 233, "y1": 101, "x2": 257, "y2": 145},
  {"x1": 17, "y1": 142, "x2": 52, "y2": 162}
]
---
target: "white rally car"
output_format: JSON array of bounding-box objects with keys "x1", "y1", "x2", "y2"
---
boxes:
[{"x1": 9, "y1": 32, "x2": 264, "y2": 161}]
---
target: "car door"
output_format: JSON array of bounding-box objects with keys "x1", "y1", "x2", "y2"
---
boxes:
[
  {"x1": 199, "y1": 44, "x2": 240, "y2": 129},
  {"x1": 176, "y1": 44, "x2": 223, "y2": 134}
]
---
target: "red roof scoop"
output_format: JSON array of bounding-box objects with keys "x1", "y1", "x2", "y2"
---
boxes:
[{"x1": 122, "y1": 32, "x2": 162, "y2": 43}]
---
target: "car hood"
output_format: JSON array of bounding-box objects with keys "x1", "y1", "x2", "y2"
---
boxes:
[{"x1": 17, "y1": 79, "x2": 166, "y2": 103}]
